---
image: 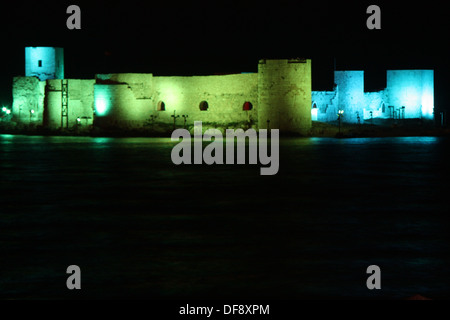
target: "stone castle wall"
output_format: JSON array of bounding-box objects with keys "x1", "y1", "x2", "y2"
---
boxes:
[
  {"x1": 387, "y1": 70, "x2": 434, "y2": 120},
  {"x1": 12, "y1": 47, "x2": 435, "y2": 132},
  {"x1": 12, "y1": 76, "x2": 46, "y2": 125},
  {"x1": 311, "y1": 70, "x2": 434, "y2": 123},
  {"x1": 91, "y1": 72, "x2": 259, "y2": 131},
  {"x1": 258, "y1": 59, "x2": 312, "y2": 134}
]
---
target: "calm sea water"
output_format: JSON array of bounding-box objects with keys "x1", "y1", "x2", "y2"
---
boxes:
[{"x1": 1, "y1": 134, "x2": 449, "y2": 299}]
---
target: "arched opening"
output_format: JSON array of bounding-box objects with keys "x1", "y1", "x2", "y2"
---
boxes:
[
  {"x1": 311, "y1": 102, "x2": 318, "y2": 121},
  {"x1": 199, "y1": 101, "x2": 209, "y2": 111},
  {"x1": 243, "y1": 101, "x2": 253, "y2": 111},
  {"x1": 381, "y1": 102, "x2": 386, "y2": 113},
  {"x1": 157, "y1": 101, "x2": 165, "y2": 111}
]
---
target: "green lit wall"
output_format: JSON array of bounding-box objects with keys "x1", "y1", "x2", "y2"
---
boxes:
[
  {"x1": 152, "y1": 73, "x2": 258, "y2": 133},
  {"x1": 258, "y1": 59, "x2": 312, "y2": 134},
  {"x1": 12, "y1": 78, "x2": 94, "y2": 128},
  {"x1": 44, "y1": 79, "x2": 94, "y2": 128},
  {"x1": 92, "y1": 72, "x2": 258, "y2": 132},
  {"x1": 93, "y1": 73, "x2": 153, "y2": 128},
  {"x1": 14, "y1": 48, "x2": 436, "y2": 131},
  {"x1": 12, "y1": 76, "x2": 46, "y2": 124}
]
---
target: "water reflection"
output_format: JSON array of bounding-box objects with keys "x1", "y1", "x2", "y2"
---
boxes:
[{"x1": 0, "y1": 135, "x2": 449, "y2": 299}]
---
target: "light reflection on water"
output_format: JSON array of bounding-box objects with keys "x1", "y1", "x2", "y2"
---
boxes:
[{"x1": 0, "y1": 134, "x2": 449, "y2": 299}]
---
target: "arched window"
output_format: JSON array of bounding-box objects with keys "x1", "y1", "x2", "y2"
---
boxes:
[
  {"x1": 243, "y1": 101, "x2": 253, "y2": 111},
  {"x1": 157, "y1": 101, "x2": 165, "y2": 111},
  {"x1": 311, "y1": 102, "x2": 318, "y2": 121},
  {"x1": 381, "y1": 102, "x2": 386, "y2": 113},
  {"x1": 199, "y1": 101, "x2": 209, "y2": 111}
]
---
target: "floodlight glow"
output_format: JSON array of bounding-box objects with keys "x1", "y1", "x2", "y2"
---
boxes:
[
  {"x1": 94, "y1": 88, "x2": 112, "y2": 116},
  {"x1": 1, "y1": 107, "x2": 6, "y2": 112},
  {"x1": 311, "y1": 108, "x2": 318, "y2": 121},
  {"x1": 421, "y1": 91, "x2": 434, "y2": 119},
  {"x1": 6, "y1": 110, "x2": 11, "y2": 114},
  {"x1": 31, "y1": 109, "x2": 35, "y2": 114}
]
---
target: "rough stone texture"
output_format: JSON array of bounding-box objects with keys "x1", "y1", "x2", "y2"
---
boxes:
[
  {"x1": 311, "y1": 69, "x2": 433, "y2": 123},
  {"x1": 25, "y1": 47, "x2": 64, "y2": 81},
  {"x1": 44, "y1": 79, "x2": 62, "y2": 128},
  {"x1": 96, "y1": 73, "x2": 153, "y2": 99},
  {"x1": 93, "y1": 73, "x2": 259, "y2": 131},
  {"x1": 42, "y1": 79, "x2": 95, "y2": 128},
  {"x1": 153, "y1": 73, "x2": 258, "y2": 129},
  {"x1": 312, "y1": 90, "x2": 338, "y2": 122},
  {"x1": 93, "y1": 83, "x2": 152, "y2": 129},
  {"x1": 387, "y1": 70, "x2": 434, "y2": 120},
  {"x1": 258, "y1": 59, "x2": 312, "y2": 134},
  {"x1": 364, "y1": 90, "x2": 388, "y2": 119},
  {"x1": 334, "y1": 71, "x2": 364, "y2": 123},
  {"x1": 67, "y1": 79, "x2": 95, "y2": 126},
  {"x1": 14, "y1": 52, "x2": 311, "y2": 132},
  {"x1": 16, "y1": 49, "x2": 434, "y2": 132},
  {"x1": 12, "y1": 76, "x2": 45, "y2": 125}
]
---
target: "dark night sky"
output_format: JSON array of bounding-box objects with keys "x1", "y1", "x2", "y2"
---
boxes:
[{"x1": 1, "y1": 0, "x2": 449, "y2": 114}]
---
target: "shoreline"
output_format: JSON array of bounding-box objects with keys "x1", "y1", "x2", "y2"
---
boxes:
[{"x1": 1, "y1": 121, "x2": 449, "y2": 139}]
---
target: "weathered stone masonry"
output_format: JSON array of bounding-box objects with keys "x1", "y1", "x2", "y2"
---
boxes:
[
  {"x1": 12, "y1": 47, "x2": 434, "y2": 133},
  {"x1": 13, "y1": 47, "x2": 312, "y2": 134}
]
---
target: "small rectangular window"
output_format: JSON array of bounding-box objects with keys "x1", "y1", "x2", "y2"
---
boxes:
[{"x1": 38, "y1": 60, "x2": 42, "y2": 67}]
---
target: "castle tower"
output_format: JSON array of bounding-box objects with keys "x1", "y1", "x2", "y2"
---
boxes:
[
  {"x1": 334, "y1": 70, "x2": 364, "y2": 123},
  {"x1": 25, "y1": 47, "x2": 64, "y2": 81},
  {"x1": 386, "y1": 70, "x2": 434, "y2": 120},
  {"x1": 257, "y1": 59, "x2": 312, "y2": 134}
]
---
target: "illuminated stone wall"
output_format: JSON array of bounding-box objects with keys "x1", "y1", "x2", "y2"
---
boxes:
[
  {"x1": 14, "y1": 51, "x2": 313, "y2": 132},
  {"x1": 311, "y1": 69, "x2": 434, "y2": 123},
  {"x1": 43, "y1": 80, "x2": 62, "y2": 128},
  {"x1": 386, "y1": 70, "x2": 434, "y2": 120},
  {"x1": 25, "y1": 47, "x2": 64, "y2": 81},
  {"x1": 93, "y1": 72, "x2": 259, "y2": 132},
  {"x1": 93, "y1": 74, "x2": 152, "y2": 129},
  {"x1": 334, "y1": 71, "x2": 364, "y2": 123},
  {"x1": 44, "y1": 79, "x2": 95, "y2": 128},
  {"x1": 14, "y1": 47, "x2": 436, "y2": 130},
  {"x1": 11, "y1": 78, "x2": 94, "y2": 128},
  {"x1": 257, "y1": 59, "x2": 312, "y2": 134},
  {"x1": 152, "y1": 73, "x2": 258, "y2": 132},
  {"x1": 311, "y1": 90, "x2": 338, "y2": 122},
  {"x1": 11, "y1": 76, "x2": 46, "y2": 125},
  {"x1": 66, "y1": 79, "x2": 95, "y2": 126},
  {"x1": 363, "y1": 90, "x2": 388, "y2": 120}
]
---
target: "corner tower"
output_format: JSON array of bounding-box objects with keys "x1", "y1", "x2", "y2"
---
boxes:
[
  {"x1": 386, "y1": 70, "x2": 434, "y2": 120},
  {"x1": 257, "y1": 59, "x2": 312, "y2": 134},
  {"x1": 25, "y1": 47, "x2": 64, "y2": 81},
  {"x1": 334, "y1": 70, "x2": 364, "y2": 123}
]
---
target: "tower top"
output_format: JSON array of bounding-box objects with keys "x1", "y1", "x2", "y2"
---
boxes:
[{"x1": 25, "y1": 47, "x2": 64, "y2": 81}]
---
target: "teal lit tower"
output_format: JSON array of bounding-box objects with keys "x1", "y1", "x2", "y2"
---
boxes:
[{"x1": 25, "y1": 47, "x2": 64, "y2": 80}]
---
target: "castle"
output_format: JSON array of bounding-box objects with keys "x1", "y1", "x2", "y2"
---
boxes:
[{"x1": 11, "y1": 47, "x2": 434, "y2": 134}]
